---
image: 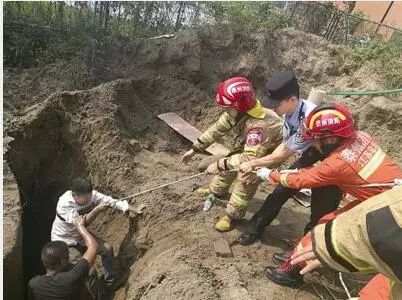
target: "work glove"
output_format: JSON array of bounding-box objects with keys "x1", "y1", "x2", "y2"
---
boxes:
[
  {"x1": 109, "y1": 200, "x2": 129, "y2": 213},
  {"x1": 256, "y1": 167, "x2": 272, "y2": 181}
]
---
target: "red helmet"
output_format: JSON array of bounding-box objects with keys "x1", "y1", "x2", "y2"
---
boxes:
[
  {"x1": 216, "y1": 77, "x2": 256, "y2": 111},
  {"x1": 302, "y1": 103, "x2": 356, "y2": 140}
]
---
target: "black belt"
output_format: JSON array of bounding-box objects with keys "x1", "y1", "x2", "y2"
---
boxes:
[{"x1": 56, "y1": 211, "x2": 66, "y2": 222}]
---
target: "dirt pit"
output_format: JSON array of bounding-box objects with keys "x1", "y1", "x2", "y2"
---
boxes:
[
  {"x1": 5, "y1": 77, "x2": 371, "y2": 300},
  {"x1": 4, "y1": 28, "x2": 401, "y2": 300}
]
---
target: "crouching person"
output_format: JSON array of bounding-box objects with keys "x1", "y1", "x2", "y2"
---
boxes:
[
  {"x1": 51, "y1": 177, "x2": 131, "y2": 290},
  {"x1": 182, "y1": 77, "x2": 283, "y2": 232},
  {"x1": 291, "y1": 186, "x2": 402, "y2": 300},
  {"x1": 28, "y1": 215, "x2": 98, "y2": 299}
]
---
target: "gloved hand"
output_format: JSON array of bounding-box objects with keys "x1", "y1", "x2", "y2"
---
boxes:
[
  {"x1": 256, "y1": 167, "x2": 272, "y2": 181},
  {"x1": 109, "y1": 200, "x2": 129, "y2": 213}
]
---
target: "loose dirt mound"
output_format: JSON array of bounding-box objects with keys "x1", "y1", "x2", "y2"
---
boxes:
[{"x1": 4, "y1": 27, "x2": 402, "y2": 300}]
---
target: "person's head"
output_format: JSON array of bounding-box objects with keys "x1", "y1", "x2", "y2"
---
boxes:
[
  {"x1": 261, "y1": 70, "x2": 300, "y2": 116},
  {"x1": 302, "y1": 103, "x2": 356, "y2": 156},
  {"x1": 71, "y1": 177, "x2": 93, "y2": 205},
  {"x1": 41, "y1": 241, "x2": 69, "y2": 272},
  {"x1": 215, "y1": 77, "x2": 256, "y2": 117}
]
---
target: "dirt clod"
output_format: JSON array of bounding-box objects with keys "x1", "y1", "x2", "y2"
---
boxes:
[{"x1": 214, "y1": 238, "x2": 233, "y2": 258}]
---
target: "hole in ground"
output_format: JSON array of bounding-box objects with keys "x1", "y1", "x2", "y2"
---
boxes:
[
  {"x1": 7, "y1": 110, "x2": 90, "y2": 297},
  {"x1": 5, "y1": 94, "x2": 152, "y2": 299}
]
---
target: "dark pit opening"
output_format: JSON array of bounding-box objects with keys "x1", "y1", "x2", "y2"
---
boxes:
[{"x1": 7, "y1": 111, "x2": 88, "y2": 298}]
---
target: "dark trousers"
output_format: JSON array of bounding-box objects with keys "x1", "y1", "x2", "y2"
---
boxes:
[{"x1": 245, "y1": 147, "x2": 342, "y2": 237}]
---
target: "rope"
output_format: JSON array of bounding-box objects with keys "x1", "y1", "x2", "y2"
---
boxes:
[
  {"x1": 328, "y1": 88, "x2": 402, "y2": 97},
  {"x1": 110, "y1": 170, "x2": 238, "y2": 204},
  {"x1": 343, "y1": 178, "x2": 402, "y2": 188},
  {"x1": 338, "y1": 272, "x2": 352, "y2": 299}
]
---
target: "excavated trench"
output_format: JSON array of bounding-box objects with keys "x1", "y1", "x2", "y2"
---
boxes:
[
  {"x1": 5, "y1": 28, "x2": 402, "y2": 300},
  {"x1": 6, "y1": 115, "x2": 89, "y2": 289},
  {"x1": 4, "y1": 78, "x2": 212, "y2": 299},
  {"x1": 5, "y1": 77, "x2": 358, "y2": 300}
]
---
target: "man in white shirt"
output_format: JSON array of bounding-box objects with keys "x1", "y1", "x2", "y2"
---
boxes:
[{"x1": 51, "y1": 177, "x2": 130, "y2": 288}]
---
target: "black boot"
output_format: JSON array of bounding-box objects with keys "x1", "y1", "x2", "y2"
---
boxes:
[
  {"x1": 272, "y1": 251, "x2": 291, "y2": 265},
  {"x1": 264, "y1": 261, "x2": 303, "y2": 288},
  {"x1": 237, "y1": 231, "x2": 259, "y2": 245}
]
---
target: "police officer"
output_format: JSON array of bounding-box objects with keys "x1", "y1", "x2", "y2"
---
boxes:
[{"x1": 237, "y1": 70, "x2": 342, "y2": 254}]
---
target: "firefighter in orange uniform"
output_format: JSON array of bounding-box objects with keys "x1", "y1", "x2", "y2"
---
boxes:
[{"x1": 255, "y1": 103, "x2": 402, "y2": 289}]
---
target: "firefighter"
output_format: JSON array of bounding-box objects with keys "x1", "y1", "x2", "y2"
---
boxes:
[
  {"x1": 291, "y1": 186, "x2": 402, "y2": 299},
  {"x1": 256, "y1": 103, "x2": 402, "y2": 287},
  {"x1": 182, "y1": 77, "x2": 283, "y2": 232}
]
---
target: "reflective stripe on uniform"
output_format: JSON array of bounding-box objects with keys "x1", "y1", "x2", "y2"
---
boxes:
[
  {"x1": 243, "y1": 146, "x2": 259, "y2": 156},
  {"x1": 280, "y1": 174, "x2": 289, "y2": 187},
  {"x1": 358, "y1": 149, "x2": 386, "y2": 180},
  {"x1": 229, "y1": 193, "x2": 249, "y2": 208},
  {"x1": 228, "y1": 155, "x2": 243, "y2": 167},
  {"x1": 216, "y1": 115, "x2": 233, "y2": 131}
]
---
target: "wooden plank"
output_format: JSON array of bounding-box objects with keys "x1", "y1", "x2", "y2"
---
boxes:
[{"x1": 158, "y1": 112, "x2": 230, "y2": 156}]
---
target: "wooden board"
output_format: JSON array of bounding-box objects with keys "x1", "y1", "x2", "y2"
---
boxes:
[{"x1": 158, "y1": 112, "x2": 230, "y2": 156}]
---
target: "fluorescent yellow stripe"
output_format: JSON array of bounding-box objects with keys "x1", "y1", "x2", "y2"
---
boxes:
[
  {"x1": 246, "y1": 100, "x2": 266, "y2": 119},
  {"x1": 229, "y1": 155, "x2": 242, "y2": 167},
  {"x1": 216, "y1": 116, "x2": 232, "y2": 131},
  {"x1": 309, "y1": 110, "x2": 346, "y2": 128},
  {"x1": 230, "y1": 193, "x2": 249, "y2": 207},
  {"x1": 331, "y1": 219, "x2": 373, "y2": 272},
  {"x1": 243, "y1": 146, "x2": 258, "y2": 155},
  {"x1": 358, "y1": 149, "x2": 386, "y2": 180},
  {"x1": 280, "y1": 174, "x2": 288, "y2": 187},
  {"x1": 390, "y1": 279, "x2": 396, "y2": 300}
]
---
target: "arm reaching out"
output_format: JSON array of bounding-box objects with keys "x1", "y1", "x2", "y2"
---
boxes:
[{"x1": 75, "y1": 215, "x2": 98, "y2": 267}]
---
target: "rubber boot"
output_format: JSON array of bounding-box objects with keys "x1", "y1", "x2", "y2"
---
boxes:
[
  {"x1": 197, "y1": 187, "x2": 211, "y2": 196},
  {"x1": 236, "y1": 213, "x2": 267, "y2": 245},
  {"x1": 264, "y1": 260, "x2": 303, "y2": 288},
  {"x1": 215, "y1": 215, "x2": 234, "y2": 232}
]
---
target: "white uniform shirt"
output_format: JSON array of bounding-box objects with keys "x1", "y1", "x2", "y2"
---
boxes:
[
  {"x1": 51, "y1": 190, "x2": 128, "y2": 246},
  {"x1": 283, "y1": 99, "x2": 316, "y2": 153}
]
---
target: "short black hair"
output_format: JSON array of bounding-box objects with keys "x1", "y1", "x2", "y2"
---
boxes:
[
  {"x1": 41, "y1": 241, "x2": 69, "y2": 270},
  {"x1": 71, "y1": 177, "x2": 93, "y2": 195}
]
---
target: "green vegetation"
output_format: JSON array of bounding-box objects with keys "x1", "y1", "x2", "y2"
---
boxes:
[
  {"x1": 344, "y1": 35, "x2": 402, "y2": 88},
  {"x1": 4, "y1": 1, "x2": 401, "y2": 88}
]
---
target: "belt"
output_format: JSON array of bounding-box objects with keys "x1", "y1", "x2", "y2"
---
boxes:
[{"x1": 56, "y1": 211, "x2": 66, "y2": 222}]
